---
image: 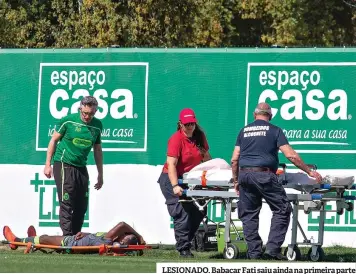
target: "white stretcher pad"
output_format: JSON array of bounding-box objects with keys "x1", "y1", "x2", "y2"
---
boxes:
[
  {"x1": 281, "y1": 172, "x2": 354, "y2": 187},
  {"x1": 183, "y1": 158, "x2": 233, "y2": 186},
  {"x1": 182, "y1": 159, "x2": 355, "y2": 189},
  {"x1": 184, "y1": 169, "x2": 233, "y2": 183},
  {"x1": 323, "y1": 175, "x2": 355, "y2": 188}
]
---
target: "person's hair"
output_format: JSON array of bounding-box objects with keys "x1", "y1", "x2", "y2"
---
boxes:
[
  {"x1": 80, "y1": 96, "x2": 98, "y2": 110},
  {"x1": 254, "y1": 103, "x2": 272, "y2": 120},
  {"x1": 254, "y1": 107, "x2": 271, "y2": 117},
  {"x1": 177, "y1": 122, "x2": 207, "y2": 155}
]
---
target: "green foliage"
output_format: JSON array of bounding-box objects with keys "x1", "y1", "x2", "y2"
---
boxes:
[
  {"x1": 234, "y1": 0, "x2": 356, "y2": 46},
  {"x1": 0, "y1": 0, "x2": 356, "y2": 48}
]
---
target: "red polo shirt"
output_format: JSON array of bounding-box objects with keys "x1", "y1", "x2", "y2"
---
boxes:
[{"x1": 163, "y1": 129, "x2": 210, "y2": 177}]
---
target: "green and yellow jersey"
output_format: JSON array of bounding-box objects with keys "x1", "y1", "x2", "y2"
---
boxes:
[{"x1": 53, "y1": 113, "x2": 103, "y2": 167}]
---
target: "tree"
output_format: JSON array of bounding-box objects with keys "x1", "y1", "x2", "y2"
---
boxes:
[
  {"x1": 73, "y1": 0, "x2": 125, "y2": 48},
  {"x1": 233, "y1": 0, "x2": 356, "y2": 47},
  {"x1": 50, "y1": 0, "x2": 81, "y2": 47},
  {"x1": 0, "y1": 1, "x2": 13, "y2": 47},
  {"x1": 1, "y1": 0, "x2": 356, "y2": 48}
]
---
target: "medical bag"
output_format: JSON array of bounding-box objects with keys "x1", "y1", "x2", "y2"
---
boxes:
[{"x1": 191, "y1": 221, "x2": 221, "y2": 252}]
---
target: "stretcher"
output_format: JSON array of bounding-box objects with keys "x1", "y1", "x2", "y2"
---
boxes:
[
  {"x1": 1, "y1": 240, "x2": 152, "y2": 256},
  {"x1": 178, "y1": 158, "x2": 356, "y2": 261}
]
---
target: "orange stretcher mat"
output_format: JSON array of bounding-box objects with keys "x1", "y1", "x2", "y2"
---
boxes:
[{"x1": 1, "y1": 240, "x2": 153, "y2": 256}]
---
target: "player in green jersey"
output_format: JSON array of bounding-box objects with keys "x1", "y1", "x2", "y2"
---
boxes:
[{"x1": 43, "y1": 96, "x2": 104, "y2": 236}]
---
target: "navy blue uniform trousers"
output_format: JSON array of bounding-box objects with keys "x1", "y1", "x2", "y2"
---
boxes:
[
  {"x1": 157, "y1": 172, "x2": 206, "y2": 252},
  {"x1": 237, "y1": 171, "x2": 292, "y2": 259}
]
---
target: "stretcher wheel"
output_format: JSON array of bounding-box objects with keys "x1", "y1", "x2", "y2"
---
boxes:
[
  {"x1": 307, "y1": 247, "x2": 324, "y2": 262},
  {"x1": 223, "y1": 243, "x2": 239, "y2": 259},
  {"x1": 337, "y1": 208, "x2": 344, "y2": 215},
  {"x1": 283, "y1": 246, "x2": 301, "y2": 261},
  {"x1": 346, "y1": 202, "x2": 354, "y2": 212}
]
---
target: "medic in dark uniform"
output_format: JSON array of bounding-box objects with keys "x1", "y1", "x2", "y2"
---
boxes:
[
  {"x1": 230, "y1": 102, "x2": 322, "y2": 260},
  {"x1": 157, "y1": 108, "x2": 212, "y2": 257}
]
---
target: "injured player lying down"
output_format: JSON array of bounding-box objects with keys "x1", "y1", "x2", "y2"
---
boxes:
[{"x1": 3, "y1": 222, "x2": 146, "y2": 250}]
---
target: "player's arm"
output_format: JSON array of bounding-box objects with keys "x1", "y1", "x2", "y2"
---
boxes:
[
  {"x1": 45, "y1": 131, "x2": 62, "y2": 167},
  {"x1": 44, "y1": 131, "x2": 63, "y2": 178},
  {"x1": 74, "y1": 232, "x2": 91, "y2": 240},
  {"x1": 93, "y1": 143, "x2": 103, "y2": 178},
  {"x1": 44, "y1": 117, "x2": 67, "y2": 178},
  {"x1": 106, "y1": 222, "x2": 145, "y2": 244},
  {"x1": 93, "y1": 124, "x2": 104, "y2": 189}
]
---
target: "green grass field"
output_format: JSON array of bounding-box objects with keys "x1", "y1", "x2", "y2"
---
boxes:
[{"x1": 1, "y1": 244, "x2": 356, "y2": 273}]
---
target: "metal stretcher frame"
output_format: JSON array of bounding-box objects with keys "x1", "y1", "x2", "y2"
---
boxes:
[
  {"x1": 179, "y1": 187, "x2": 239, "y2": 259},
  {"x1": 178, "y1": 165, "x2": 356, "y2": 261}
]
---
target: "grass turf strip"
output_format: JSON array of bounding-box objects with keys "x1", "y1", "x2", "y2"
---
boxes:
[{"x1": 0, "y1": 246, "x2": 356, "y2": 273}]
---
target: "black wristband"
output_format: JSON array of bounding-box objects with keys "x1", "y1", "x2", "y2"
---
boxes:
[{"x1": 172, "y1": 184, "x2": 179, "y2": 188}]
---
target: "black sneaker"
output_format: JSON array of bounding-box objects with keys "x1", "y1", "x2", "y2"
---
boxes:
[
  {"x1": 246, "y1": 251, "x2": 262, "y2": 260},
  {"x1": 263, "y1": 252, "x2": 288, "y2": 261},
  {"x1": 249, "y1": 255, "x2": 262, "y2": 260},
  {"x1": 180, "y1": 249, "x2": 194, "y2": 258}
]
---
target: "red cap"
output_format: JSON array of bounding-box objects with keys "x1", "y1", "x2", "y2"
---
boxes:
[{"x1": 179, "y1": 108, "x2": 197, "y2": 124}]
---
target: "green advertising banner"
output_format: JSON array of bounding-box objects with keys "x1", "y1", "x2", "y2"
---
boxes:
[
  {"x1": 37, "y1": 62, "x2": 148, "y2": 151},
  {"x1": 1, "y1": 48, "x2": 356, "y2": 168},
  {"x1": 246, "y1": 62, "x2": 355, "y2": 153}
]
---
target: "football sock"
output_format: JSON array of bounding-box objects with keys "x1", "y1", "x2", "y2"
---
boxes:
[{"x1": 17, "y1": 236, "x2": 40, "y2": 244}]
